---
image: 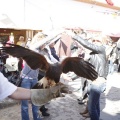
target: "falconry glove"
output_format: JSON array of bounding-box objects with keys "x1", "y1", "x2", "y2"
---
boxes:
[{"x1": 31, "y1": 85, "x2": 64, "y2": 106}]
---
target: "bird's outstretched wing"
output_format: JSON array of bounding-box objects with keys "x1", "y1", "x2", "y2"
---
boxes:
[
  {"x1": 0, "y1": 43, "x2": 49, "y2": 71},
  {"x1": 61, "y1": 57, "x2": 98, "y2": 80}
]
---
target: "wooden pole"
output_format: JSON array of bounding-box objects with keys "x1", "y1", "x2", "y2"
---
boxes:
[{"x1": 75, "y1": 0, "x2": 120, "y2": 10}]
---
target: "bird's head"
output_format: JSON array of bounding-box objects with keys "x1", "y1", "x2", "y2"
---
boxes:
[
  {"x1": 32, "y1": 76, "x2": 56, "y2": 89},
  {"x1": 45, "y1": 63, "x2": 62, "y2": 83}
]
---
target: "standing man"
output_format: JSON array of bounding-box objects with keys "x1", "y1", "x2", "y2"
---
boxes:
[{"x1": 69, "y1": 31, "x2": 107, "y2": 120}]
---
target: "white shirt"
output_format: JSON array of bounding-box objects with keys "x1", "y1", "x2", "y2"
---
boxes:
[
  {"x1": 0, "y1": 72, "x2": 17, "y2": 101},
  {"x1": 4, "y1": 56, "x2": 19, "y2": 72}
]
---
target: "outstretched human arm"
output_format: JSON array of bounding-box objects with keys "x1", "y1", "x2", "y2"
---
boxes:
[
  {"x1": 72, "y1": 35, "x2": 103, "y2": 53},
  {"x1": 9, "y1": 85, "x2": 63, "y2": 106},
  {"x1": 0, "y1": 72, "x2": 62, "y2": 106},
  {"x1": 65, "y1": 30, "x2": 104, "y2": 54},
  {"x1": 9, "y1": 87, "x2": 31, "y2": 100}
]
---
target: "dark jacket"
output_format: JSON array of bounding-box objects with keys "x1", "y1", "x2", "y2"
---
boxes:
[
  {"x1": 50, "y1": 47, "x2": 59, "y2": 61},
  {"x1": 73, "y1": 35, "x2": 107, "y2": 78}
]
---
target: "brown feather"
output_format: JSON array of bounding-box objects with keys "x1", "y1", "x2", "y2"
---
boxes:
[
  {"x1": 61, "y1": 57, "x2": 98, "y2": 80},
  {"x1": 0, "y1": 44, "x2": 98, "y2": 84},
  {"x1": 45, "y1": 63, "x2": 62, "y2": 83},
  {"x1": 1, "y1": 43, "x2": 49, "y2": 71}
]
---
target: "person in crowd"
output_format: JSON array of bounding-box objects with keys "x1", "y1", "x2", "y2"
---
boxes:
[
  {"x1": 20, "y1": 31, "x2": 61, "y2": 118},
  {"x1": 20, "y1": 62, "x2": 42, "y2": 120},
  {"x1": 70, "y1": 33, "x2": 87, "y2": 102},
  {"x1": 108, "y1": 42, "x2": 118, "y2": 74},
  {"x1": 70, "y1": 41, "x2": 85, "y2": 58},
  {"x1": 16, "y1": 36, "x2": 26, "y2": 47},
  {"x1": 69, "y1": 31, "x2": 107, "y2": 120},
  {"x1": 16, "y1": 36, "x2": 26, "y2": 72},
  {"x1": 25, "y1": 37, "x2": 32, "y2": 48},
  {"x1": 21, "y1": 41, "x2": 67, "y2": 119},
  {"x1": 20, "y1": 35, "x2": 52, "y2": 119},
  {"x1": 0, "y1": 44, "x2": 9, "y2": 65},
  {"x1": 47, "y1": 41, "x2": 60, "y2": 62},
  {"x1": 6, "y1": 32, "x2": 14, "y2": 46},
  {"x1": 70, "y1": 41, "x2": 79, "y2": 56},
  {"x1": 104, "y1": 35, "x2": 119, "y2": 75},
  {"x1": 4, "y1": 33, "x2": 14, "y2": 67},
  {"x1": 33, "y1": 32, "x2": 72, "y2": 115},
  {"x1": 115, "y1": 38, "x2": 120, "y2": 72},
  {"x1": 35, "y1": 43, "x2": 52, "y2": 117}
]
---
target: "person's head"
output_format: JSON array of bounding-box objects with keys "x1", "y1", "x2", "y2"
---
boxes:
[
  {"x1": 72, "y1": 28, "x2": 81, "y2": 35},
  {"x1": 39, "y1": 43, "x2": 46, "y2": 50},
  {"x1": 19, "y1": 36, "x2": 24, "y2": 41},
  {"x1": 92, "y1": 39, "x2": 102, "y2": 46},
  {"x1": 110, "y1": 36, "x2": 120, "y2": 43},
  {"x1": 11, "y1": 32, "x2": 13, "y2": 36},
  {"x1": 29, "y1": 32, "x2": 47, "y2": 49},
  {"x1": 27, "y1": 37, "x2": 31, "y2": 41},
  {"x1": 9, "y1": 32, "x2": 14, "y2": 43},
  {"x1": 91, "y1": 35, "x2": 107, "y2": 46},
  {"x1": 49, "y1": 42, "x2": 55, "y2": 48},
  {"x1": 106, "y1": 32, "x2": 120, "y2": 42},
  {"x1": 80, "y1": 32, "x2": 87, "y2": 39}
]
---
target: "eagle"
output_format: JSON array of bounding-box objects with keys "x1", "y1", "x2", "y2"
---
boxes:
[{"x1": 0, "y1": 43, "x2": 98, "y2": 87}]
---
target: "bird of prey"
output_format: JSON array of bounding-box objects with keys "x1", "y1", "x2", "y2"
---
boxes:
[{"x1": 0, "y1": 43, "x2": 98, "y2": 85}]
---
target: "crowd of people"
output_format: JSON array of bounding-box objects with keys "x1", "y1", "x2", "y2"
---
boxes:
[
  {"x1": 0, "y1": 29, "x2": 120, "y2": 120},
  {"x1": 68, "y1": 29, "x2": 120, "y2": 120}
]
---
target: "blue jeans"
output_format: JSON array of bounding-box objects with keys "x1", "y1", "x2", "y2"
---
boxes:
[
  {"x1": 88, "y1": 81, "x2": 106, "y2": 120},
  {"x1": 21, "y1": 78, "x2": 41, "y2": 120}
]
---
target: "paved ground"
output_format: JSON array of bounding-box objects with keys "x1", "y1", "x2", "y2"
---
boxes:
[{"x1": 0, "y1": 72, "x2": 120, "y2": 120}]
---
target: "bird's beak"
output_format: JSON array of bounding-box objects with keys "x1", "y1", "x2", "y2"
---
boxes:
[{"x1": 48, "y1": 79, "x2": 56, "y2": 87}]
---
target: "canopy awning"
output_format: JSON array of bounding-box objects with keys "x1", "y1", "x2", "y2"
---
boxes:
[{"x1": 0, "y1": 0, "x2": 120, "y2": 33}]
